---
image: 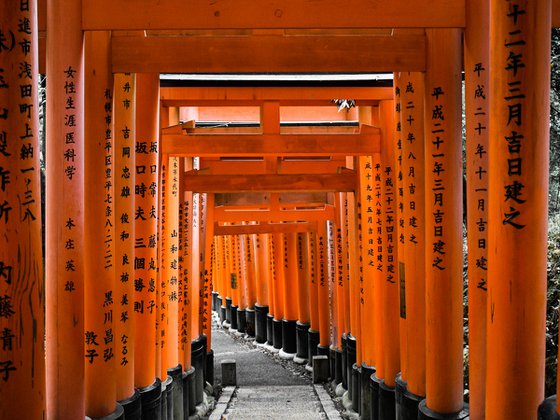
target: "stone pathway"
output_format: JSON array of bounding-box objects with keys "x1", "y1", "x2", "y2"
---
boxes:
[{"x1": 210, "y1": 324, "x2": 343, "y2": 420}]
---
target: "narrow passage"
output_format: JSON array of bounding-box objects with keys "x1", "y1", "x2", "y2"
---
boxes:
[{"x1": 211, "y1": 324, "x2": 342, "y2": 420}]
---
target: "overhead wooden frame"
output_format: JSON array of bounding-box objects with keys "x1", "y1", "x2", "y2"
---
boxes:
[
  {"x1": 112, "y1": 33, "x2": 426, "y2": 73},
  {"x1": 214, "y1": 205, "x2": 335, "y2": 223},
  {"x1": 214, "y1": 221, "x2": 317, "y2": 236}
]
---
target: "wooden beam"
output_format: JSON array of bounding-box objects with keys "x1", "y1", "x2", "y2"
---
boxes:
[
  {"x1": 83, "y1": 0, "x2": 464, "y2": 30},
  {"x1": 214, "y1": 206, "x2": 335, "y2": 222},
  {"x1": 112, "y1": 34, "x2": 425, "y2": 73},
  {"x1": 214, "y1": 222, "x2": 317, "y2": 235},
  {"x1": 183, "y1": 172, "x2": 357, "y2": 193},
  {"x1": 160, "y1": 87, "x2": 393, "y2": 107},
  {"x1": 163, "y1": 131, "x2": 380, "y2": 157}
]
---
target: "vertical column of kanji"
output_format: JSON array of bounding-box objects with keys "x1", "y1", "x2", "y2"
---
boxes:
[
  {"x1": 159, "y1": 153, "x2": 168, "y2": 380},
  {"x1": 464, "y1": 1, "x2": 489, "y2": 418},
  {"x1": 201, "y1": 194, "x2": 214, "y2": 351},
  {"x1": 134, "y1": 73, "x2": 160, "y2": 405},
  {"x1": 254, "y1": 234, "x2": 269, "y2": 343},
  {"x1": 281, "y1": 232, "x2": 298, "y2": 356},
  {"x1": 326, "y1": 220, "x2": 338, "y2": 351},
  {"x1": 224, "y1": 234, "x2": 233, "y2": 326},
  {"x1": 334, "y1": 193, "x2": 348, "y2": 380},
  {"x1": 421, "y1": 29, "x2": 466, "y2": 419},
  {"x1": 83, "y1": 30, "x2": 118, "y2": 418},
  {"x1": 45, "y1": 0, "x2": 84, "y2": 416},
  {"x1": 0, "y1": 2, "x2": 45, "y2": 417},
  {"x1": 316, "y1": 222, "x2": 330, "y2": 353},
  {"x1": 244, "y1": 231, "x2": 257, "y2": 337},
  {"x1": 190, "y1": 193, "x2": 200, "y2": 340},
  {"x1": 113, "y1": 73, "x2": 138, "y2": 409},
  {"x1": 398, "y1": 71, "x2": 427, "y2": 414},
  {"x1": 271, "y1": 233, "x2": 285, "y2": 350},
  {"x1": 488, "y1": 1, "x2": 551, "y2": 418},
  {"x1": 234, "y1": 232, "x2": 247, "y2": 332},
  {"x1": 266, "y1": 234, "x2": 276, "y2": 346},
  {"x1": 393, "y1": 73, "x2": 408, "y2": 386},
  {"x1": 229, "y1": 234, "x2": 240, "y2": 329},
  {"x1": 306, "y1": 231, "x2": 320, "y2": 370},
  {"x1": 295, "y1": 232, "x2": 310, "y2": 363}
]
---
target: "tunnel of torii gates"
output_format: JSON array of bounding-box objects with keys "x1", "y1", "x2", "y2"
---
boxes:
[{"x1": 4, "y1": 1, "x2": 560, "y2": 420}]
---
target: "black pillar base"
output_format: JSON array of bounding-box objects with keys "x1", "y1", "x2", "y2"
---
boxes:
[
  {"x1": 161, "y1": 375, "x2": 173, "y2": 420},
  {"x1": 273, "y1": 318, "x2": 283, "y2": 349},
  {"x1": 540, "y1": 396, "x2": 560, "y2": 420},
  {"x1": 371, "y1": 372, "x2": 383, "y2": 420},
  {"x1": 282, "y1": 319, "x2": 297, "y2": 354},
  {"x1": 246, "y1": 307, "x2": 256, "y2": 337},
  {"x1": 205, "y1": 349, "x2": 214, "y2": 386},
  {"x1": 334, "y1": 348, "x2": 343, "y2": 384},
  {"x1": 183, "y1": 366, "x2": 196, "y2": 416},
  {"x1": 418, "y1": 400, "x2": 469, "y2": 420},
  {"x1": 266, "y1": 313, "x2": 274, "y2": 346},
  {"x1": 212, "y1": 291, "x2": 219, "y2": 312},
  {"x1": 118, "y1": 390, "x2": 141, "y2": 420},
  {"x1": 347, "y1": 336, "x2": 357, "y2": 400},
  {"x1": 255, "y1": 305, "x2": 269, "y2": 343},
  {"x1": 360, "y1": 363, "x2": 375, "y2": 420},
  {"x1": 225, "y1": 297, "x2": 233, "y2": 324},
  {"x1": 341, "y1": 334, "x2": 348, "y2": 389},
  {"x1": 396, "y1": 373, "x2": 423, "y2": 420},
  {"x1": 352, "y1": 363, "x2": 361, "y2": 413},
  {"x1": 307, "y1": 329, "x2": 320, "y2": 369},
  {"x1": 139, "y1": 378, "x2": 162, "y2": 420},
  {"x1": 191, "y1": 337, "x2": 205, "y2": 405},
  {"x1": 219, "y1": 305, "x2": 226, "y2": 325},
  {"x1": 295, "y1": 322, "x2": 309, "y2": 361},
  {"x1": 379, "y1": 380, "x2": 395, "y2": 420},
  {"x1": 236, "y1": 308, "x2": 246, "y2": 333},
  {"x1": 329, "y1": 347, "x2": 337, "y2": 382},
  {"x1": 167, "y1": 365, "x2": 183, "y2": 420},
  {"x1": 86, "y1": 404, "x2": 125, "y2": 420},
  {"x1": 230, "y1": 305, "x2": 239, "y2": 330}
]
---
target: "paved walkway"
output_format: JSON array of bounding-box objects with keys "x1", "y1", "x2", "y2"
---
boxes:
[{"x1": 210, "y1": 323, "x2": 342, "y2": 420}]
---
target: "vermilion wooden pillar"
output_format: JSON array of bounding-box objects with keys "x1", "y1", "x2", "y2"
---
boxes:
[
  {"x1": 113, "y1": 73, "x2": 137, "y2": 404},
  {"x1": 421, "y1": 29, "x2": 466, "y2": 418},
  {"x1": 334, "y1": 193, "x2": 348, "y2": 350},
  {"x1": 316, "y1": 222, "x2": 330, "y2": 350},
  {"x1": 464, "y1": 1, "x2": 489, "y2": 418},
  {"x1": 281, "y1": 232, "x2": 299, "y2": 355},
  {"x1": 399, "y1": 71, "x2": 427, "y2": 405},
  {"x1": 83, "y1": 30, "x2": 118, "y2": 418},
  {"x1": 307, "y1": 231, "x2": 320, "y2": 336},
  {"x1": 255, "y1": 234, "x2": 270, "y2": 307},
  {"x1": 245, "y1": 233, "x2": 257, "y2": 309},
  {"x1": 46, "y1": 0, "x2": 85, "y2": 416},
  {"x1": 487, "y1": 1, "x2": 551, "y2": 418},
  {"x1": 190, "y1": 193, "x2": 201, "y2": 340},
  {"x1": 296, "y1": 233, "x2": 310, "y2": 326},
  {"x1": 134, "y1": 73, "x2": 160, "y2": 390},
  {"x1": 0, "y1": 2, "x2": 45, "y2": 418},
  {"x1": 201, "y1": 194, "x2": 215, "y2": 345}
]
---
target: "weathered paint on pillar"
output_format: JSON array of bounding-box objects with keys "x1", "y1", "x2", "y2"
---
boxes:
[
  {"x1": 46, "y1": 0, "x2": 85, "y2": 415},
  {"x1": 296, "y1": 233, "x2": 310, "y2": 325},
  {"x1": 424, "y1": 29, "x2": 464, "y2": 414},
  {"x1": 283, "y1": 233, "x2": 299, "y2": 321},
  {"x1": 465, "y1": 0, "x2": 489, "y2": 417},
  {"x1": 83, "y1": 30, "x2": 116, "y2": 417},
  {"x1": 134, "y1": 73, "x2": 159, "y2": 388},
  {"x1": 201, "y1": 194, "x2": 214, "y2": 345},
  {"x1": 113, "y1": 72, "x2": 136, "y2": 401},
  {"x1": 308, "y1": 232, "x2": 320, "y2": 333},
  {"x1": 267, "y1": 234, "x2": 276, "y2": 318},
  {"x1": 379, "y1": 100, "x2": 400, "y2": 388},
  {"x1": 272, "y1": 233, "x2": 285, "y2": 321},
  {"x1": 347, "y1": 192, "x2": 363, "y2": 364},
  {"x1": 487, "y1": 1, "x2": 551, "y2": 418},
  {"x1": 327, "y1": 220, "x2": 339, "y2": 347},
  {"x1": 245, "y1": 233, "x2": 257, "y2": 308},
  {"x1": 190, "y1": 193, "x2": 201, "y2": 339},
  {"x1": 254, "y1": 234, "x2": 269, "y2": 307},
  {"x1": 334, "y1": 193, "x2": 348, "y2": 347},
  {"x1": 400, "y1": 71, "x2": 427, "y2": 398},
  {"x1": 317, "y1": 222, "x2": 330, "y2": 347},
  {"x1": 0, "y1": 2, "x2": 45, "y2": 417}
]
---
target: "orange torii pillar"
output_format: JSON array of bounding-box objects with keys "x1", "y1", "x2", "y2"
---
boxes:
[
  {"x1": 420, "y1": 29, "x2": 468, "y2": 420},
  {"x1": 134, "y1": 73, "x2": 161, "y2": 415},
  {"x1": 254, "y1": 233, "x2": 270, "y2": 343},
  {"x1": 464, "y1": 1, "x2": 489, "y2": 418},
  {"x1": 271, "y1": 233, "x2": 286, "y2": 351},
  {"x1": 334, "y1": 193, "x2": 350, "y2": 388},
  {"x1": 179, "y1": 159, "x2": 197, "y2": 416},
  {"x1": 0, "y1": 2, "x2": 45, "y2": 418},
  {"x1": 486, "y1": 1, "x2": 552, "y2": 418},
  {"x1": 395, "y1": 71, "x2": 427, "y2": 419},
  {"x1": 306, "y1": 231, "x2": 321, "y2": 372},
  {"x1": 113, "y1": 73, "x2": 141, "y2": 415},
  {"x1": 266, "y1": 234, "x2": 277, "y2": 347},
  {"x1": 279, "y1": 232, "x2": 299, "y2": 358},
  {"x1": 244, "y1": 233, "x2": 258, "y2": 337},
  {"x1": 215, "y1": 235, "x2": 227, "y2": 323},
  {"x1": 357, "y1": 152, "x2": 376, "y2": 419},
  {"x1": 393, "y1": 73, "x2": 409, "y2": 398},
  {"x1": 233, "y1": 232, "x2": 248, "y2": 334},
  {"x1": 45, "y1": 0, "x2": 85, "y2": 417},
  {"x1": 370, "y1": 100, "x2": 400, "y2": 419},
  {"x1": 223, "y1": 234, "x2": 234, "y2": 326},
  {"x1": 316, "y1": 222, "x2": 331, "y2": 359},
  {"x1": 83, "y1": 30, "x2": 121, "y2": 419},
  {"x1": 294, "y1": 232, "x2": 311, "y2": 364},
  {"x1": 229, "y1": 234, "x2": 241, "y2": 331}
]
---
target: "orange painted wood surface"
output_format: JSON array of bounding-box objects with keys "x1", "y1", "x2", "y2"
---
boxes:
[
  {"x1": 271, "y1": 234, "x2": 285, "y2": 321},
  {"x1": 283, "y1": 233, "x2": 299, "y2": 321},
  {"x1": 296, "y1": 233, "x2": 311, "y2": 325},
  {"x1": 316, "y1": 222, "x2": 331, "y2": 347}
]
